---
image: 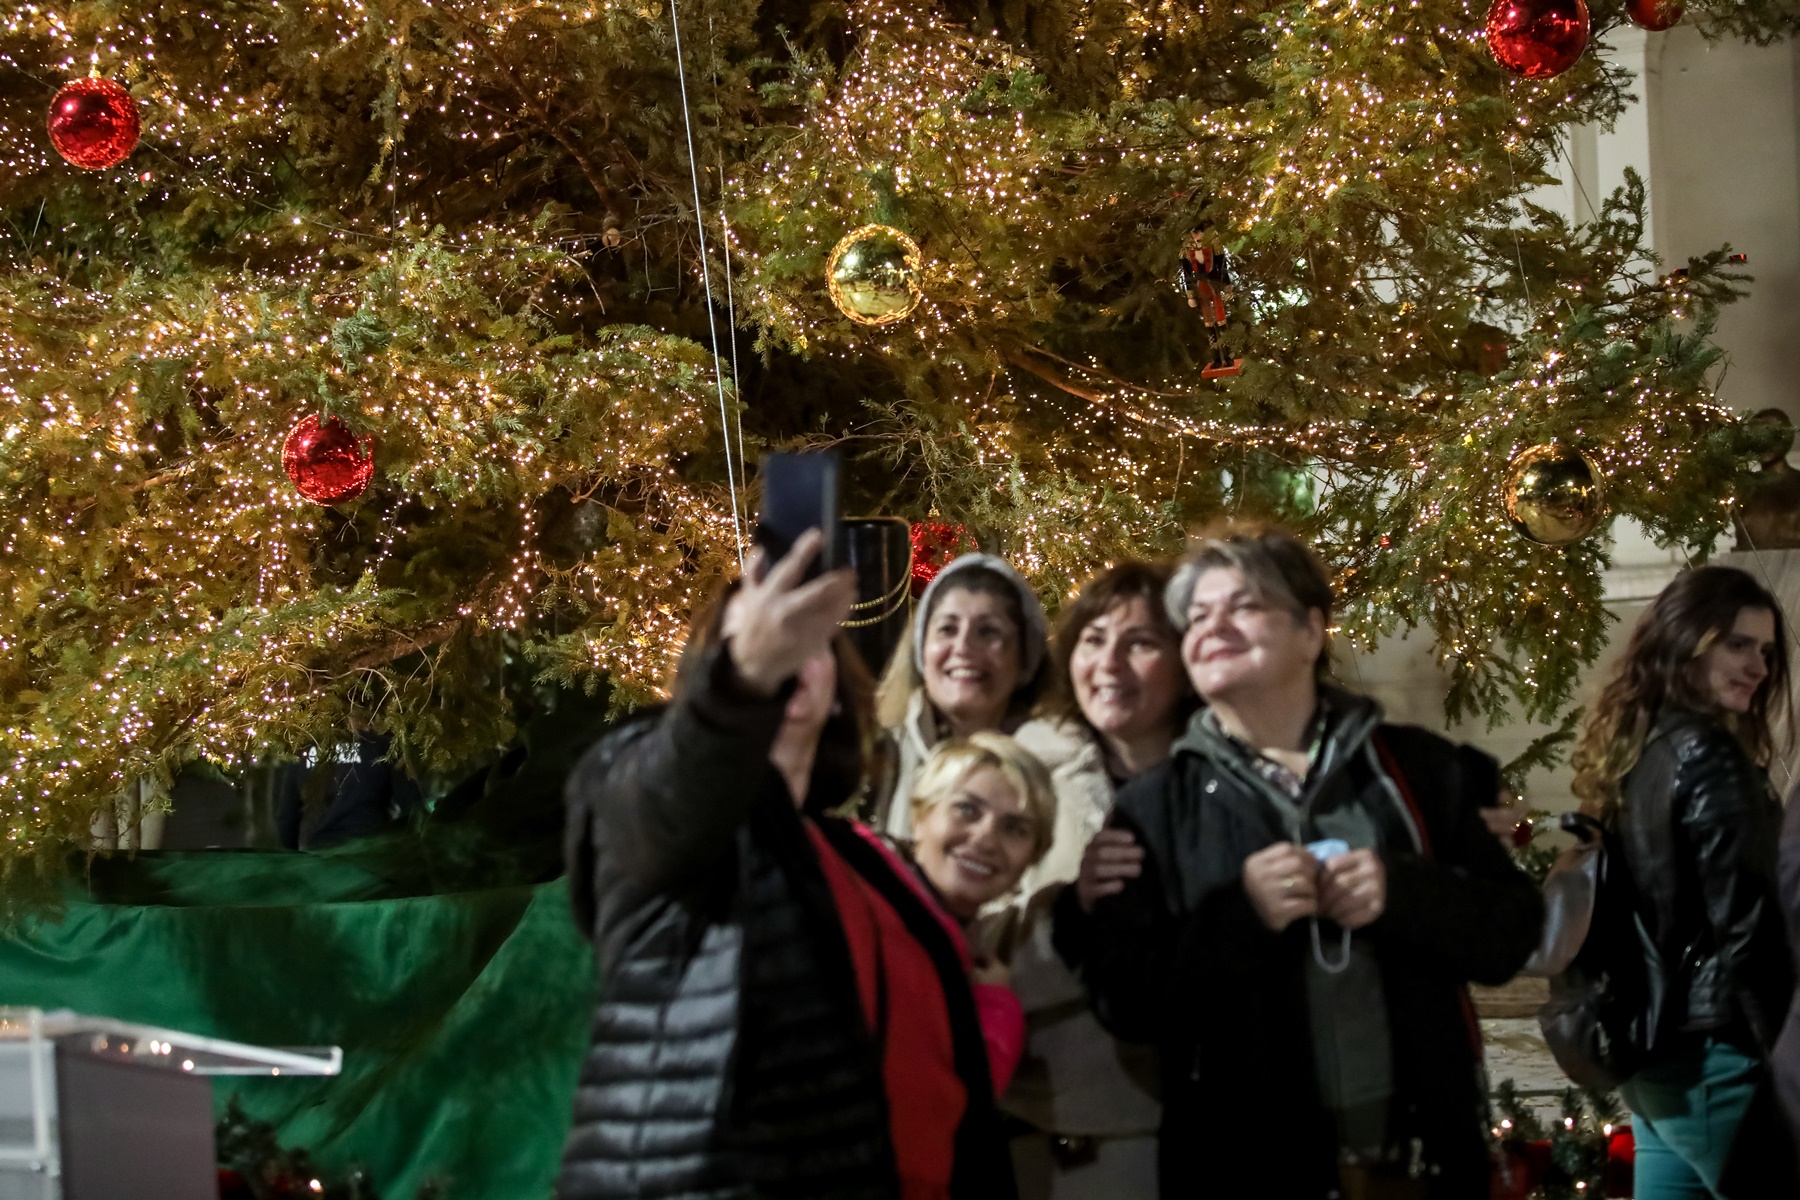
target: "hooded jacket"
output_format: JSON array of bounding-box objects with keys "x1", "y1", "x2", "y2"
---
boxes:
[
  {"x1": 874, "y1": 555, "x2": 1047, "y2": 840},
  {"x1": 1055, "y1": 692, "x2": 1542, "y2": 1198}
]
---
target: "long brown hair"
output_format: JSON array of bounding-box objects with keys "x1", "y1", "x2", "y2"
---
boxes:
[
  {"x1": 1040, "y1": 559, "x2": 1199, "y2": 733},
  {"x1": 1571, "y1": 565, "x2": 1791, "y2": 819},
  {"x1": 675, "y1": 579, "x2": 877, "y2": 812}
]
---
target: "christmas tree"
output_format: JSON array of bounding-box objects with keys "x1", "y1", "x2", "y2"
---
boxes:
[{"x1": 2, "y1": 0, "x2": 1795, "y2": 872}]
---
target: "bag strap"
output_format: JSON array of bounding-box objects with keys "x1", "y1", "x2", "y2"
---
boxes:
[
  {"x1": 1370, "y1": 730, "x2": 1435, "y2": 862},
  {"x1": 1370, "y1": 729, "x2": 1487, "y2": 1066}
]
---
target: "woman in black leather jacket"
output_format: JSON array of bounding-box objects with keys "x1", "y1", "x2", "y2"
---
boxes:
[{"x1": 1570, "y1": 565, "x2": 1796, "y2": 1199}]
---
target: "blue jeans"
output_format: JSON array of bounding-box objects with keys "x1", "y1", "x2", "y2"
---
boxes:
[{"x1": 1619, "y1": 1037, "x2": 1762, "y2": 1200}]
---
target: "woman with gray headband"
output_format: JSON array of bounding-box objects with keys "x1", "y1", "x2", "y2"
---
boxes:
[
  {"x1": 872, "y1": 554, "x2": 1051, "y2": 838},
  {"x1": 1053, "y1": 523, "x2": 1542, "y2": 1199}
]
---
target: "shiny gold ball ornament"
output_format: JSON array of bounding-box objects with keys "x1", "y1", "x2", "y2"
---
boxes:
[
  {"x1": 826, "y1": 225, "x2": 923, "y2": 326},
  {"x1": 1503, "y1": 444, "x2": 1607, "y2": 545}
]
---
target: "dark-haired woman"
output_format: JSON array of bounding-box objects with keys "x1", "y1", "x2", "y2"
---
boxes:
[
  {"x1": 874, "y1": 555, "x2": 1050, "y2": 838},
  {"x1": 998, "y1": 561, "x2": 1195, "y2": 1199},
  {"x1": 558, "y1": 530, "x2": 1017, "y2": 1200},
  {"x1": 1570, "y1": 564, "x2": 1797, "y2": 1199}
]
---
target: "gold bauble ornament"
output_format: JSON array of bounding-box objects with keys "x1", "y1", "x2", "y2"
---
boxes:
[
  {"x1": 1503, "y1": 443, "x2": 1607, "y2": 545},
  {"x1": 826, "y1": 224, "x2": 923, "y2": 326}
]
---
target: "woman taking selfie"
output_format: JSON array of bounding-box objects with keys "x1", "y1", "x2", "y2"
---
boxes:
[
  {"x1": 1570, "y1": 565, "x2": 1796, "y2": 1199},
  {"x1": 1057, "y1": 525, "x2": 1541, "y2": 1199},
  {"x1": 1003, "y1": 561, "x2": 1195, "y2": 1198},
  {"x1": 559, "y1": 531, "x2": 1016, "y2": 1200},
  {"x1": 874, "y1": 554, "x2": 1050, "y2": 838}
]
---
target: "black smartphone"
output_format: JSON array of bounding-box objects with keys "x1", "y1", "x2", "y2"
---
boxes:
[{"x1": 755, "y1": 450, "x2": 840, "y2": 579}]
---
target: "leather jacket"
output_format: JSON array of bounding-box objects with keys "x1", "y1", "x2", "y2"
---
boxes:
[{"x1": 1616, "y1": 707, "x2": 1793, "y2": 1054}]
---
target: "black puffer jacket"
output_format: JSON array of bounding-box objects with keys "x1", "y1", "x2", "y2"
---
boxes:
[
  {"x1": 1616, "y1": 707, "x2": 1793, "y2": 1056},
  {"x1": 558, "y1": 645, "x2": 1016, "y2": 1200},
  {"x1": 1056, "y1": 701, "x2": 1542, "y2": 1199}
]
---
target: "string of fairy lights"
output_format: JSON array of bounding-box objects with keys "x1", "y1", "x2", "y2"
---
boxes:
[{"x1": 0, "y1": 0, "x2": 1762, "y2": 859}]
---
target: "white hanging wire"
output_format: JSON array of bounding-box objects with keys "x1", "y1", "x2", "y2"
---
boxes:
[
  {"x1": 1502, "y1": 138, "x2": 1535, "y2": 315},
  {"x1": 669, "y1": 0, "x2": 745, "y2": 567},
  {"x1": 708, "y1": 14, "x2": 749, "y2": 503}
]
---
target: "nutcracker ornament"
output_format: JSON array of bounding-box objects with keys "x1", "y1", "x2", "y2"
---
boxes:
[{"x1": 1176, "y1": 227, "x2": 1243, "y2": 379}]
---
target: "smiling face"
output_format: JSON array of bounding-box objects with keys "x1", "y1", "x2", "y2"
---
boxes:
[
  {"x1": 922, "y1": 585, "x2": 1022, "y2": 735},
  {"x1": 911, "y1": 764, "x2": 1039, "y2": 920},
  {"x1": 1180, "y1": 565, "x2": 1325, "y2": 704},
  {"x1": 1071, "y1": 594, "x2": 1185, "y2": 746},
  {"x1": 1696, "y1": 606, "x2": 1776, "y2": 715}
]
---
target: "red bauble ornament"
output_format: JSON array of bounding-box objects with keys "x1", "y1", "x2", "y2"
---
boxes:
[
  {"x1": 1510, "y1": 818, "x2": 1534, "y2": 848},
  {"x1": 1604, "y1": 1126, "x2": 1636, "y2": 1197},
  {"x1": 909, "y1": 520, "x2": 976, "y2": 597},
  {"x1": 283, "y1": 414, "x2": 375, "y2": 505},
  {"x1": 1627, "y1": 0, "x2": 1682, "y2": 29},
  {"x1": 1491, "y1": 1147, "x2": 1537, "y2": 1200},
  {"x1": 46, "y1": 78, "x2": 142, "y2": 170},
  {"x1": 1486, "y1": 0, "x2": 1590, "y2": 80}
]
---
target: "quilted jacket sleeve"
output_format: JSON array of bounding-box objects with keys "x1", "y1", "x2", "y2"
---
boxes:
[
  {"x1": 1676, "y1": 723, "x2": 1789, "y2": 1048},
  {"x1": 564, "y1": 643, "x2": 787, "y2": 931}
]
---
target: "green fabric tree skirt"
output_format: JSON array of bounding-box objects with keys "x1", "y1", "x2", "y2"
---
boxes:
[{"x1": 0, "y1": 850, "x2": 593, "y2": 1199}]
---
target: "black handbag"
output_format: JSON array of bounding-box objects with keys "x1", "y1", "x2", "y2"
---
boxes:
[{"x1": 1530, "y1": 812, "x2": 1657, "y2": 1092}]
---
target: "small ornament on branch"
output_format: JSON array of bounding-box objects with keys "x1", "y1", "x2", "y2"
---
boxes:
[
  {"x1": 283, "y1": 414, "x2": 376, "y2": 505},
  {"x1": 827, "y1": 225, "x2": 923, "y2": 327},
  {"x1": 1486, "y1": 0, "x2": 1590, "y2": 80},
  {"x1": 1175, "y1": 226, "x2": 1244, "y2": 379},
  {"x1": 1503, "y1": 443, "x2": 1607, "y2": 545},
  {"x1": 47, "y1": 77, "x2": 142, "y2": 170},
  {"x1": 909, "y1": 520, "x2": 976, "y2": 597},
  {"x1": 1627, "y1": 0, "x2": 1683, "y2": 30}
]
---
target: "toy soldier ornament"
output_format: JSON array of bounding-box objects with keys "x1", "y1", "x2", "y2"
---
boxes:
[{"x1": 1176, "y1": 227, "x2": 1243, "y2": 379}]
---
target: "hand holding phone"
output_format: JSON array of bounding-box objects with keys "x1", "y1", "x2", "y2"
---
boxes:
[{"x1": 722, "y1": 529, "x2": 856, "y2": 696}]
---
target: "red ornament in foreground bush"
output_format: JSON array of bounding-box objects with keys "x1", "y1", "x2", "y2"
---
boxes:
[
  {"x1": 909, "y1": 520, "x2": 976, "y2": 596},
  {"x1": 46, "y1": 78, "x2": 142, "y2": 169},
  {"x1": 1604, "y1": 1125, "x2": 1635, "y2": 1196},
  {"x1": 1486, "y1": 0, "x2": 1590, "y2": 80},
  {"x1": 1627, "y1": 0, "x2": 1682, "y2": 30},
  {"x1": 283, "y1": 414, "x2": 375, "y2": 504}
]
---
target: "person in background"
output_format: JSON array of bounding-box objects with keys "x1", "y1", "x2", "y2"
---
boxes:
[
  {"x1": 558, "y1": 531, "x2": 1016, "y2": 1200},
  {"x1": 1571, "y1": 564, "x2": 1796, "y2": 1200},
  {"x1": 1056, "y1": 524, "x2": 1542, "y2": 1199},
  {"x1": 904, "y1": 731, "x2": 1060, "y2": 1094},
  {"x1": 1777, "y1": 779, "x2": 1800, "y2": 1177},
  {"x1": 874, "y1": 554, "x2": 1050, "y2": 837},
  {"x1": 1001, "y1": 561, "x2": 1196, "y2": 1198},
  {"x1": 276, "y1": 721, "x2": 423, "y2": 850}
]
